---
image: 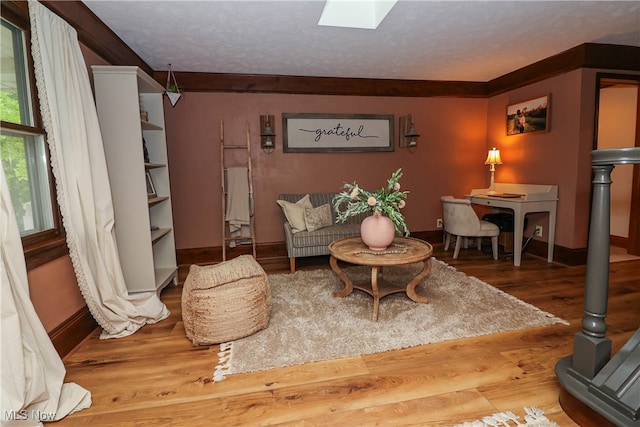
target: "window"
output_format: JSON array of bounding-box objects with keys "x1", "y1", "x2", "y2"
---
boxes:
[{"x1": 1, "y1": 12, "x2": 66, "y2": 268}]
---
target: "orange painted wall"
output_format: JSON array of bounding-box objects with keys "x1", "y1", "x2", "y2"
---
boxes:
[
  {"x1": 27, "y1": 255, "x2": 85, "y2": 331},
  {"x1": 597, "y1": 85, "x2": 637, "y2": 237},
  {"x1": 165, "y1": 68, "x2": 636, "y2": 252},
  {"x1": 163, "y1": 93, "x2": 489, "y2": 249},
  {"x1": 486, "y1": 69, "x2": 595, "y2": 248}
]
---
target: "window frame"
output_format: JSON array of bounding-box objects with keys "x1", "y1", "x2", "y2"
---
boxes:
[{"x1": 2, "y1": 4, "x2": 67, "y2": 270}]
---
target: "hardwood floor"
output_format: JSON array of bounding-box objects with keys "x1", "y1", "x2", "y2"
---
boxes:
[{"x1": 58, "y1": 244, "x2": 640, "y2": 426}]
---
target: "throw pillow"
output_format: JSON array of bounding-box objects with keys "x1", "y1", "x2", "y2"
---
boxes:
[
  {"x1": 304, "y1": 204, "x2": 333, "y2": 232},
  {"x1": 276, "y1": 194, "x2": 313, "y2": 233}
]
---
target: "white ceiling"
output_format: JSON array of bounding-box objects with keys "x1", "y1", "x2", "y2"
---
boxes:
[{"x1": 82, "y1": 0, "x2": 640, "y2": 82}]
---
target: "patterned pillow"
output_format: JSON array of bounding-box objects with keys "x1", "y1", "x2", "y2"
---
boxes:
[
  {"x1": 276, "y1": 194, "x2": 313, "y2": 233},
  {"x1": 304, "y1": 204, "x2": 333, "y2": 232}
]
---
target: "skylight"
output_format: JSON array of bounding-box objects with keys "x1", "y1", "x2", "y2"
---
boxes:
[{"x1": 318, "y1": 0, "x2": 397, "y2": 30}]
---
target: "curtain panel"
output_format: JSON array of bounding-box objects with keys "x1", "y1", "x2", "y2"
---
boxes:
[{"x1": 28, "y1": 0, "x2": 169, "y2": 340}]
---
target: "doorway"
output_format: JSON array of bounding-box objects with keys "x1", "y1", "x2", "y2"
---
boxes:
[{"x1": 595, "y1": 73, "x2": 640, "y2": 256}]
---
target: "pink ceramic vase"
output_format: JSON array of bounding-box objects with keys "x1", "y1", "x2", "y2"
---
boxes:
[{"x1": 360, "y1": 213, "x2": 396, "y2": 251}]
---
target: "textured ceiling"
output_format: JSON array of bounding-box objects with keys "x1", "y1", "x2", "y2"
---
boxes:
[{"x1": 83, "y1": 0, "x2": 640, "y2": 82}]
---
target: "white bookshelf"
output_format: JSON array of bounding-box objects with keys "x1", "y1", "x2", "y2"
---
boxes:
[{"x1": 92, "y1": 65, "x2": 177, "y2": 293}]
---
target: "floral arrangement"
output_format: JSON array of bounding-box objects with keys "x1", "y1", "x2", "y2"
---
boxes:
[{"x1": 333, "y1": 168, "x2": 409, "y2": 236}]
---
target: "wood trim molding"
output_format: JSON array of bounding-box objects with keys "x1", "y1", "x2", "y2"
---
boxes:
[
  {"x1": 177, "y1": 242, "x2": 287, "y2": 267},
  {"x1": 525, "y1": 239, "x2": 588, "y2": 266},
  {"x1": 487, "y1": 44, "x2": 588, "y2": 96},
  {"x1": 178, "y1": 232, "x2": 587, "y2": 269},
  {"x1": 38, "y1": 1, "x2": 152, "y2": 75},
  {"x1": 610, "y1": 235, "x2": 628, "y2": 248},
  {"x1": 49, "y1": 306, "x2": 98, "y2": 359},
  {"x1": 630, "y1": 85, "x2": 640, "y2": 256},
  {"x1": 151, "y1": 72, "x2": 488, "y2": 98},
  {"x1": 1, "y1": 0, "x2": 30, "y2": 27},
  {"x1": 488, "y1": 44, "x2": 640, "y2": 96},
  {"x1": 24, "y1": 237, "x2": 69, "y2": 270}
]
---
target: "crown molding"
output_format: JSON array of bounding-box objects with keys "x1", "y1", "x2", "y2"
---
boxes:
[
  {"x1": 16, "y1": 0, "x2": 153, "y2": 76},
  {"x1": 150, "y1": 72, "x2": 488, "y2": 98},
  {"x1": 487, "y1": 43, "x2": 640, "y2": 96}
]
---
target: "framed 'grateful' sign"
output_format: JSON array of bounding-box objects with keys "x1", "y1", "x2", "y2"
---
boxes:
[{"x1": 282, "y1": 113, "x2": 394, "y2": 153}]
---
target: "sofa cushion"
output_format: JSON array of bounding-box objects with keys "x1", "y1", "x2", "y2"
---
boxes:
[
  {"x1": 291, "y1": 223, "x2": 361, "y2": 249},
  {"x1": 304, "y1": 204, "x2": 333, "y2": 232},
  {"x1": 278, "y1": 193, "x2": 368, "y2": 226},
  {"x1": 276, "y1": 194, "x2": 312, "y2": 233}
]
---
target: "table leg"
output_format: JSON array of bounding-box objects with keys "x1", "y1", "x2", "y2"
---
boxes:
[
  {"x1": 371, "y1": 266, "x2": 380, "y2": 322},
  {"x1": 406, "y1": 259, "x2": 431, "y2": 304},
  {"x1": 548, "y1": 208, "x2": 556, "y2": 263},
  {"x1": 330, "y1": 255, "x2": 353, "y2": 297},
  {"x1": 513, "y1": 211, "x2": 524, "y2": 267}
]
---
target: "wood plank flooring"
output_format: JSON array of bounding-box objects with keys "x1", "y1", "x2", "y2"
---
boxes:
[{"x1": 58, "y1": 244, "x2": 640, "y2": 426}]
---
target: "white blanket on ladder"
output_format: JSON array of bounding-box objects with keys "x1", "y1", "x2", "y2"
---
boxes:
[{"x1": 225, "y1": 167, "x2": 251, "y2": 246}]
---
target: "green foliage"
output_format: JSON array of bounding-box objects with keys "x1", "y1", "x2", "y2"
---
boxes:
[
  {"x1": 166, "y1": 83, "x2": 181, "y2": 93},
  {"x1": 333, "y1": 168, "x2": 410, "y2": 236},
  {"x1": 1, "y1": 133, "x2": 29, "y2": 225},
  {"x1": 1, "y1": 89, "x2": 21, "y2": 123}
]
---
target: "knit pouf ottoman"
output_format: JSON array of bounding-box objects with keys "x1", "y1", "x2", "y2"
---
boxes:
[{"x1": 182, "y1": 255, "x2": 271, "y2": 345}]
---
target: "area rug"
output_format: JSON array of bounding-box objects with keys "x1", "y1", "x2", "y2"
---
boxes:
[
  {"x1": 214, "y1": 258, "x2": 567, "y2": 381},
  {"x1": 454, "y1": 406, "x2": 559, "y2": 426}
]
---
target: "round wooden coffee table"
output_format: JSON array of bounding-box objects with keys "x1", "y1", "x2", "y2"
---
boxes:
[{"x1": 328, "y1": 236, "x2": 433, "y2": 321}]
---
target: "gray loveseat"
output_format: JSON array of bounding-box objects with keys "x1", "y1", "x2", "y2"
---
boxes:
[{"x1": 278, "y1": 193, "x2": 367, "y2": 273}]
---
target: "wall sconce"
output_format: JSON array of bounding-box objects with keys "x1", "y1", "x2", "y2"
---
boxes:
[
  {"x1": 399, "y1": 114, "x2": 420, "y2": 149},
  {"x1": 260, "y1": 115, "x2": 276, "y2": 153},
  {"x1": 484, "y1": 147, "x2": 502, "y2": 195}
]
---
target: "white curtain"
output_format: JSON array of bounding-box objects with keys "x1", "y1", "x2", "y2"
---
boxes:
[
  {"x1": 1, "y1": 167, "x2": 92, "y2": 422},
  {"x1": 29, "y1": 0, "x2": 169, "y2": 339}
]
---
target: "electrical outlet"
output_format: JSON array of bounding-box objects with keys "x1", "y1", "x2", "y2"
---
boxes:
[
  {"x1": 436, "y1": 219, "x2": 443, "y2": 229},
  {"x1": 535, "y1": 225, "x2": 543, "y2": 237}
]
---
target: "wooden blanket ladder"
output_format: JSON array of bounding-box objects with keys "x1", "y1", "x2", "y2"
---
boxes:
[{"x1": 220, "y1": 120, "x2": 257, "y2": 261}]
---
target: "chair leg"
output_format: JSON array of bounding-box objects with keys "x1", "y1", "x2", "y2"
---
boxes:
[
  {"x1": 491, "y1": 236, "x2": 498, "y2": 260},
  {"x1": 444, "y1": 232, "x2": 451, "y2": 251},
  {"x1": 453, "y1": 237, "x2": 462, "y2": 259},
  {"x1": 477, "y1": 238, "x2": 482, "y2": 251},
  {"x1": 289, "y1": 257, "x2": 296, "y2": 274}
]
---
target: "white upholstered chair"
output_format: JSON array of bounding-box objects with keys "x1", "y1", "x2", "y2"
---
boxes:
[{"x1": 440, "y1": 196, "x2": 500, "y2": 260}]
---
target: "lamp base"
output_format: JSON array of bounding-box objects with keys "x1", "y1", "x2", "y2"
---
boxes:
[{"x1": 486, "y1": 189, "x2": 498, "y2": 195}]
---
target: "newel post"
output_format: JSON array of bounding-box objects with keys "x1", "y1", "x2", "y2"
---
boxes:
[{"x1": 571, "y1": 162, "x2": 614, "y2": 378}]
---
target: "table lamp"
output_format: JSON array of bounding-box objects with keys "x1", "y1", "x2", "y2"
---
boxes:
[{"x1": 484, "y1": 147, "x2": 502, "y2": 195}]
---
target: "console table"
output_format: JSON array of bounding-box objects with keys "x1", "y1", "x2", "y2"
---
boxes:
[{"x1": 468, "y1": 183, "x2": 558, "y2": 267}]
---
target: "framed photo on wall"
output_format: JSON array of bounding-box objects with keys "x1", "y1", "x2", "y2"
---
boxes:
[
  {"x1": 282, "y1": 113, "x2": 394, "y2": 152},
  {"x1": 507, "y1": 94, "x2": 550, "y2": 136}
]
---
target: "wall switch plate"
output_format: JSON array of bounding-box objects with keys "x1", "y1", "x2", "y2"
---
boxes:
[
  {"x1": 436, "y1": 219, "x2": 443, "y2": 229},
  {"x1": 535, "y1": 225, "x2": 543, "y2": 236}
]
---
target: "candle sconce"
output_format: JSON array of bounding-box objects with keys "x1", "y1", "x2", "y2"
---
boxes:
[
  {"x1": 399, "y1": 114, "x2": 419, "y2": 150},
  {"x1": 260, "y1": 115, "x2": 276, "y2": 154}
]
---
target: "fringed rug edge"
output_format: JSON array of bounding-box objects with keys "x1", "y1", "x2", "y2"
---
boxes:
[
  {"x1": 213, "y1": 341, "x2": 233, "y2": 382},
  {"x1": 454, "y1": 406, "x2": 560, "y2": 427}
]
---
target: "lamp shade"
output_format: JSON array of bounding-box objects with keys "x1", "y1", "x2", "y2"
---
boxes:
[{"x1": 485, "y1": 148, "x2": 502, "y2": 165}]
